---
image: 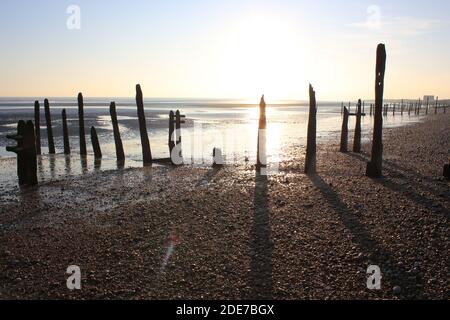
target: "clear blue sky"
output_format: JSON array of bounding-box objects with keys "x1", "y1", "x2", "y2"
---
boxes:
[{"x1": 1, "y1": 0, "x2": 449, "y2": 100}]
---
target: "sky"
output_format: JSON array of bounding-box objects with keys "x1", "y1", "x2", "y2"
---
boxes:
[{"x1": 0, "y1": 0, "x2": 449, "y2": 100}]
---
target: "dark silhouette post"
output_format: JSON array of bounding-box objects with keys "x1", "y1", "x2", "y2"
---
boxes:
[
  {"x1": 78, "y1": 93, "x2": 87, "y2": 156},
  {"x1": 353, "y1": 99, "x2": 362, "y2": 153},
  {"x1": 168, "y1": 110, "x2": 175, "y2": 156},
  {"x1": 340, "y1": 107, "x2": 349, "y2": 153},
  {"x1": 90, "y1": 126, "x2": 102, "y2": 159},
  {"x1": 62, "y1": 109, "x2": 71, "y2": 155},
  {"x1": 44, "y1": 99, "x2": 55, "y2": 154},
  {"x1": 109, "y1": 102, "x2": 125, "y2": 163},
  {"x1": 135, "y1": 84, "x2": 152, "y2": 165},
  {"x1": 256, "y1": 95, "x2": 267, "y2": 169},
  {"x1": 6, "y1": 120, "x2": 38, "y2": 186},
  {"x1": 305, "y1": 85, "x2": 317, "y2": 174},
  {"x1": 366, "y1": 44, "x2": 386, "y2": 178},
  {"x1": 34, "y1": 101, "x2": 41, "y2": 155}
]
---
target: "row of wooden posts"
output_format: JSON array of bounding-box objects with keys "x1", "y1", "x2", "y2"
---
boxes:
[
  {"x1": 342, "y1": 97, "x2": 447, "y2": 117},
  {"x1": 6, "y1": 44, "x2": 450, "y2": 186}
]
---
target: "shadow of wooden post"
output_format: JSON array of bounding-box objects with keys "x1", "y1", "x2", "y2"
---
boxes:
[
  {"x1": 305, "y1": 85, "x2": 317, "y2": 174},
  {"x1": 353, "y1": 99, "x2": 362, "y2": 153},
  {"x1": 91, "y1": 126, "x2": 102, "y2": 160},
  {"x1": 136, "y1": 84, "x2": 152, "y2": 165},
  {"x1": 62, "y1": 109, "x2": 71, "y2": 155},
  {"x1": 78, "y1": 93, "x2": 87, "y2": 157},
  {"x1": 366, "y1": 44, "x2": 386, "y2": 178},
  {"x1": 34, "y1": 101, "x2": 41, "y2": 155},
  {"x1": 44, "y1": 99, "x2": 55, "y2": 154},
  {"x1": 109, "y1": 102, "x2": 125, "y2": 164},
  {"x1": 340, "y1": 107, "x2": 349, "y2": 153}
]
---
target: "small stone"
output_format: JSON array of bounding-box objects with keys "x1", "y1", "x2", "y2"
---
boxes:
[{"x1": 393, "y1": 286, "x2": 401, "y2": 295}]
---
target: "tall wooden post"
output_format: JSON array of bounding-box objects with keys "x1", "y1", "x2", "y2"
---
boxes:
[
  {"x1": 175, "y1": 110, "x2": 183, "y2": 161},
  {"x1": 305, "y1": 85, "x2": 317, "y2": 174},
  {"x1": 62, "y1": 109, "x2": 71, "y2": 155},
  {"x1": 353, "y1": 99, "x2": 362, "y2": 153},
  {"x1": 366, "y1": 44, "x2": 386, "y2": 178},
  {"x1": 168, "y1": 110, "x2": 175, "y2": 156},
  {"x1": 109, "y1": 102, "x2": 125, "y2": 163},
  {"x1": 44, "y1": 99, "x2": 55, "y2": 154},
  {"x1": 256, "y1": 95, "x2": 267, "y2": 169},
  {"x1": 78, "y1": 93, "x2": 87, "y2": 156},
  {"x1": 136, "y1": 84, "x2": 152, "y2": 165},
  {"x1": 90, "y1": 126, "x2": 102, "y2": 159},
  {"x1": 340, "y1": 107, "x2": 349, "y2": 153},
  {"x1": 34, "y1": 101, "x2": 41, "y2": 155}
]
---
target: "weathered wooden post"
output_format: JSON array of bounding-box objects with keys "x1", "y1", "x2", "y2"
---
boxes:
[
  {"x1": 34, "y1": 101, "x2": 41, "y2": 155},
  {"x1": 340, "y1": 107, "x2": 349, "y2": 153},
  {"x1": 62, "y1": 109, "x2": 71, "y2": 155},
  {"x1": 213, "y1": 147, "x2": 224, "y2": 167},
  {"x1": 257, "y1": 95, "x2": 267, "y2": 169},
  {"x1": 136, "y1": 84, "x2": 152, "y2": 165},
  {"x1": 90, "y1": 126, "x2": 102, "y2": 160},
  {"x1": 78, "y1": 93, "x2": 87, "y2": 157},
  {"x1": 175, "y1": 110, "x2": 185, "y2": 162},
  {"x1": 168, "y1": 110, "x2": 175, "y2": 156},
  {"x1": 6, "y1": 120, "x2": 38, "y2": 186},
  {"x1": 109, "y1": 102, "x2": 125, "y2": 163},
  {"x1": 44, "y1": 99, "x2": 55, "y2": 154},
  {"x1": 353, "y1": 99, "x2": 362, "y2": 153},
  {"x1": 305, "y1": 85, "x2": 317, "y2": 174},
  {"x1": 366, "y1": 44, "x2": 386, "y2": 178}
]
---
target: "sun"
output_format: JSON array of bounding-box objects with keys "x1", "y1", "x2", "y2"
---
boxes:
[{"x1": 216, "y1": 13, "x2": 307, "y2": 100}]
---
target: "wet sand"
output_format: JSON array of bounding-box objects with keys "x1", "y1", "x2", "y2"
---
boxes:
[{"x1": 0, "y1": 113, "x2": 449, "y2": 300}]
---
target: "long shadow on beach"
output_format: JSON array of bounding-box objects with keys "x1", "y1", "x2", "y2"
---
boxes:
[
  {"x1": 246, "y1": 171, "x2": 273, "y2": 300},
  {"x1": 307, "y1": 173, "x2": 423, "y2": 298},
  {"x1": 347, "y1": 152, "x2": 449, "y2": 220}
]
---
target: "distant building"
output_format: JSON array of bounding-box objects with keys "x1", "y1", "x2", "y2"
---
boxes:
[{"x1": 423, "y1": 95, "x2": 435, "y2": 103}]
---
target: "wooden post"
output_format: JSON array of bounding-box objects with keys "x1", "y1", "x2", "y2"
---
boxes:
[
  {"x1": 90, "y1": 126, "x2": 102, "y2": 159},
  {"x1": 213, "y1": 147, "x2": 224, "y2": 167},
  {"x1": 109, "y1": 102, "x2": 125, "y2": 163},
  {"x1": 366, "y1": 44, "x2": 386, "y2": 178},
  {"x1": 44, "y1": 99, "x2": 55, "y2": 154},
  {"x1": 169, "y1": 110, "x2": 175, "y2": 156},
  {"x1": 135, "y1": 84, "x2": 152, "y2": 165},
  {"x1": 62, "y1": 109, "x2": 71, "y2": 155},
  {"x1": 353, "y1": 99, "x2": 362, "y2": 153},
  {"x1": 34, "y1": 101, "x2": 41, "y2": 155},
  {"x1": 340, "y1": 107, "x2": 349, "y2": 153},
  {"x1": 256, "y1": 95, "x2": 267, "y2": 169},
  {"x1": 175, "y1": 110, "x2": 183, "y2": 161},
  {"x1": 6, "y1": 120, "x2": 38, "y2": 186},
  {"x1": 392, "y1": 103, "x2": 396, "y2": 116},
  {"x1": 78, "y1": 93, "x2": 87, "y2": 156},
  {"x1": 305, "y1": 85, "x2": 317, "y2": 174}
]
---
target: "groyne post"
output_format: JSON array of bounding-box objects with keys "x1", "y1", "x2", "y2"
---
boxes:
[
  {"x1": 78, "y1": 93, "x2": 87, "y2": 156},
  {"x1": 6, "y1": 120, "x2": 38, "y2": 186},
  {"x1": 366, "y1": 44, "x2": 386, "y2": 178},
  {"x1": 62, "y1": 109, "x2": 71, "y2": 155},
  {"x1": 109, "y1": 102, "x2": 125, "y2": 163},
  {"x1": 136, "y1": 84, "x2": 152, "y2": 165},
  {"x1": 90, "y1": 126, "x2": 102, "y2": 160},
  {"x1": 305, "y1": 85, "x2": 317, "y2": 174},
  {"x1": 34, "y1": 101, "x2": 41, "y2": 155},
  {"x1": 257, "y1": 95, "x2": 267, "y2": 170},
  {"x1": 340, "y1": 107, "x2": 349, "y2": 153},
  {"x1": 44, "y1": 99, "x2": 55, "y2": 154},
  {"x1": 353, "y1": 99, "x2": 362, "y2": 153}
]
